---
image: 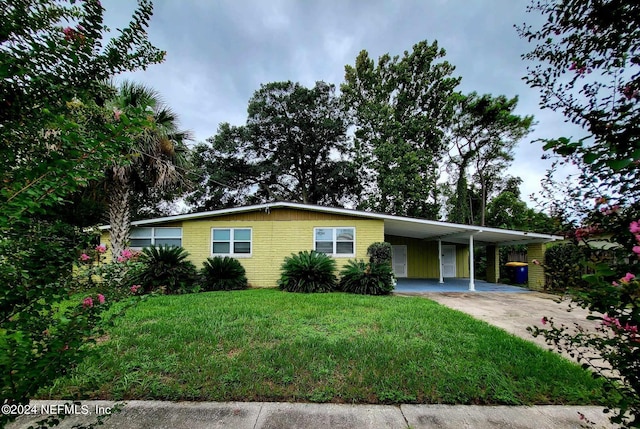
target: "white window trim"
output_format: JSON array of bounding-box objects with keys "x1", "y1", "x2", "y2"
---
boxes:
[
  {"x1": 211, "y1": 227, "x2": 253, "y2": 258},
  {"x1": 130, "y1": 227, "x2": 183, "y2": 249},
  {"x1": 313, "y1": 227, "x2": 356, "y2": 257}
]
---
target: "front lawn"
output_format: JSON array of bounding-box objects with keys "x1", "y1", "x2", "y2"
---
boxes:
[{"x1": 42, "y1": 289, "x2": 603, "y2": 404}]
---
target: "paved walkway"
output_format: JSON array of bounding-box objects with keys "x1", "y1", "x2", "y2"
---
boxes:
[{"x1": 7, "y1": 400, "x2": 616, "y2": 428}]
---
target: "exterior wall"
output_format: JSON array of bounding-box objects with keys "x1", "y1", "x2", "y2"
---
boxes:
[
  {"x1": 185, "y1": 213, "x2": 383, "y2": 287},
  {"x1": 527, "y1": 242, "x2": 546, "y2": 291},
  {"x1": 486, "y1": 245, "x2": 500, "y2": 283},
  {"x1": 103, "y1": 208, "x2": 384, "y2": 288},
  {"x1": 385, "y1": 235, "x2": 470, "y2": 278},
  {"x1": 456, "y1": 245, "x2": 470, "y2": 278}
]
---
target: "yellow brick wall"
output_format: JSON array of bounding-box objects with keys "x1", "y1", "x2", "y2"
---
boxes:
[
  {"x1": 486, "y1": 245, "x2": 500, "y2": 283},
  {"x1": 185, "y1": 217, "x2": 384, "y2": 287},
  {"x1": 384, "y1": 235, "x2": 470, "y2": 279},
  {"x1": 101, "y1": 215, "x2": 384, "y2": 287},
  {"x1": 456, "y1": 245, "x2": 470, "y2": 278},
  {"x1": 527, "y1": 242, "x2": 546, "y2": 291}
]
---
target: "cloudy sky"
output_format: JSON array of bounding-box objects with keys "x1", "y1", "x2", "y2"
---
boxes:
[{"x1": 104, "y1": 0, "x2": 583, "y2": 208}]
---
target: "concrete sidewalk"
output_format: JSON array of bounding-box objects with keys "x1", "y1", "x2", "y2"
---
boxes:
[{"x1": 7, "y1": 400, "x2": 616, "y2": 428}]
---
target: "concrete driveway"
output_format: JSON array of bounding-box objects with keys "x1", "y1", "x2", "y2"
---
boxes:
[{"x1": 395, "y1": 291, "x2": 602, "y2": 356}]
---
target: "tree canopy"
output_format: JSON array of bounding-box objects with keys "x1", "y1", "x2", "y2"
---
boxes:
[
  {"x1": 341, "y1": 40, "x2": 460, "y2": 219},
  {"x1": 189, "y1": 81, "x2": 360, "y2": 210},
  {"x1": 447, "y1": 92, "x2": 534, "y2": 225}
]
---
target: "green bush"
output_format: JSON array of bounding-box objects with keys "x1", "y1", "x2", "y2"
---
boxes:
[
  {"x1": 367, "y1": 242, "x2": 392, "y2": 265},
  {"x1": 543, "y1": 243, "x2": 589, "y2": 291},
  {"x1": 131, "y1": 245, "x2": 199, "y2": 294},
  {"x1": 278, "y1": 250, "x2": 337, "y2": 293},
  {"x1": 200, "y1": 256, "x2": 248, "y2": 291},
  {"x1": 339, "y1": 259, "x2": 395, "y2": 295}
]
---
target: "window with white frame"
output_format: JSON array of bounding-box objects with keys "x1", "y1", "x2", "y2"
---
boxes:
[
  {"x1": 129, "y1": 227, "x2": 182, "y2": 248},
  {"x1": 212, "y1": 228, "x2": 252, "y2": 256},
  {"x1": 314, "y1": 227, "x2": 355, "y2": 256}
]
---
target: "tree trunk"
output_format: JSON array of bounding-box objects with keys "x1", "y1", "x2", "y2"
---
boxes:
[
  {"x1": 108, "y1": 177, "x2": 132, "y2": 260},
  {"x1": 480, "y1": 177, "x2": 487, "y2": 227}
]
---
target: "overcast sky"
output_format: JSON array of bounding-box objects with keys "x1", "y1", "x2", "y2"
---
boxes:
[{"x1": 103, "y1": 0, "x2": 583, "y2": 209}]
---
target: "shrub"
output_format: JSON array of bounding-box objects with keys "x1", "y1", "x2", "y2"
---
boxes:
[
  {"x1": 367, "y1": 242, "x2": 392, "y2": 265},
  {"x1": 74, "y1": 245, "x2": 144, "y2": 301},
  {"x1": 200, "y1": 257, "x2": 248, "y2": 291},
  {"x1": 278, "y1": 250, "x2": 337, "y2": 293},
  {"x1": 339, "y1": 259, "x2": 395, "y2": 295},
  {"x1": 543, "y1": 243, "x2": 589, "y2": 291},
  {"x1": 131, "y1": 245, "x2": 199, "y2": 294}
]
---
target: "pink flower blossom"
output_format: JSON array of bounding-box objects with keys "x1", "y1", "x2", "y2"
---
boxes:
[
  {"x1": 621, "y1": 272, "x2": 635, "y2": 283},
  {"x1": 95, "y1": 244, "x2": 106, "y2": 253},
  {"x1": 630, "y1": 221, "x2": 640, "y2": 234},
  {"x1": 603, "y1": 314, "x2": 622, "y2": 329},
  {"x1": 80, "y1": 253, "x2": 91, "y2": 261},
  {"x1": 117, "y1": 256, "x2": 125, "y2": 263},
  {"x1": 98, "y1": 294, "x2": 105, "y2": 304},
  {"x1": 635, "y1": 235, "x2": 640, "y2": 243},
  {"x1": 63, "y1": 27, "x2": 74, "y2": 41},
  {"x1": 130, "y1": 284, "x2": 141, "y2": 294},
  {"x1": 82, "y1": 296, "x2": 94, "y2": 308},
  {"x1": 114, "y1": 109, "x2": 122, "y2": 121},
  {"x1": 541, "y1": 316, "x2": 548, "y2": 325},
  {"x1": 569, "y1": 62, "x2": 577, "y2": 71},
  {"x1": 612, "y1": 281, "x2": 619, "y2": 286},
  {"x1": 624, "y1": 323, "x2": 638, "y2": 334},
  {"x1": 121, "y1": 249, "x2": 133, "y2": 258},
  {"x1": 633, "y1": 246, "x2": 640, "y2": 255}
]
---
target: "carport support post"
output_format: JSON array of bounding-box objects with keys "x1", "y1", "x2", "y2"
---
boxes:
[
  {"x1": 438, "y1": 239, "x2": 444, "y2": 283},
  {"x1": 469, "y1": 234, "x2": 475, "y2": 291}
]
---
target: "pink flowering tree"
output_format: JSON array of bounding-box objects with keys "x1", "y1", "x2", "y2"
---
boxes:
[
  {"x1": 521, "y1": 0, "x2": 640, "y2": 426},
  {"x1": 530, "y1": 220, "x2": 640, "y2": 426},
  {"x1": 75, "y1": 243, "x2": 144, "y2": 301},
  {"x1": 0, "y1": 0, "x2": 165, "y2": 426}
]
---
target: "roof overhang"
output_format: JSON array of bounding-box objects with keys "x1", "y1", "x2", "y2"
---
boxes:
[{"x1": 99, "y1": 201, "x2": 562, "y2": 246}]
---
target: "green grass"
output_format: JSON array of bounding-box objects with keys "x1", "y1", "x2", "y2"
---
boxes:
[{"x1": 41, "y1": 289, "x2": 604, "y2": 405}]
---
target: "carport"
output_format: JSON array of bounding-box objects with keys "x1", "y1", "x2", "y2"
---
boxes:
[{"x1": 381, "y1": 216, "x2": 562, "y2": 291}]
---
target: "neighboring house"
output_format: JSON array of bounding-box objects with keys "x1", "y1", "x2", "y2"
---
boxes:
[{"x1": 98, "y1": 202, "x2": 561, "y2": 290}]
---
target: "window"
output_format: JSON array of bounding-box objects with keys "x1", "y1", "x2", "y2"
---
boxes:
[
  {"x1": 212, "y1": 228, "x2": 252, "y2": 256},
  {"x1": 314, "y1": 227, "x2": 355, "y2": 256},
  {"x1": 130, "y1": 227, "x2": 182, "y2": 248}
]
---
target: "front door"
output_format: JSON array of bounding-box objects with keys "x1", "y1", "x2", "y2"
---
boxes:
[
  {"x1": 391, "y1": 245, "x2": 407, "y2": 278},
  {"x1": 441, "y1": 245, "x2": 456, "y2": 278}
]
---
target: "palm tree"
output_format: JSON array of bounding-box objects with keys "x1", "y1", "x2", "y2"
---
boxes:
[{"x1": 107, "y1": 81, "x2": 192, "y2": 259}]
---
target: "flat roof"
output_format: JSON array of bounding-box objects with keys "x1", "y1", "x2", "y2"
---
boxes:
[{"x1": 100, "y1": 201, "x2": 562, "y2": 245}]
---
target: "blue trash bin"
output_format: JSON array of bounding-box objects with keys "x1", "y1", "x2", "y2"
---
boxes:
[
  {"x1": 505, "y1": 262, "x2": 528, "y2": 284},
  {"x1": 514, "y1": 265, "x2": 528, "y2": 284}
]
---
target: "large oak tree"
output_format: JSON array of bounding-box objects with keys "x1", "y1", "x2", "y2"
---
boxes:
[{"x1": 190, "y1": 81, "x2": 360, "y2": 209}]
